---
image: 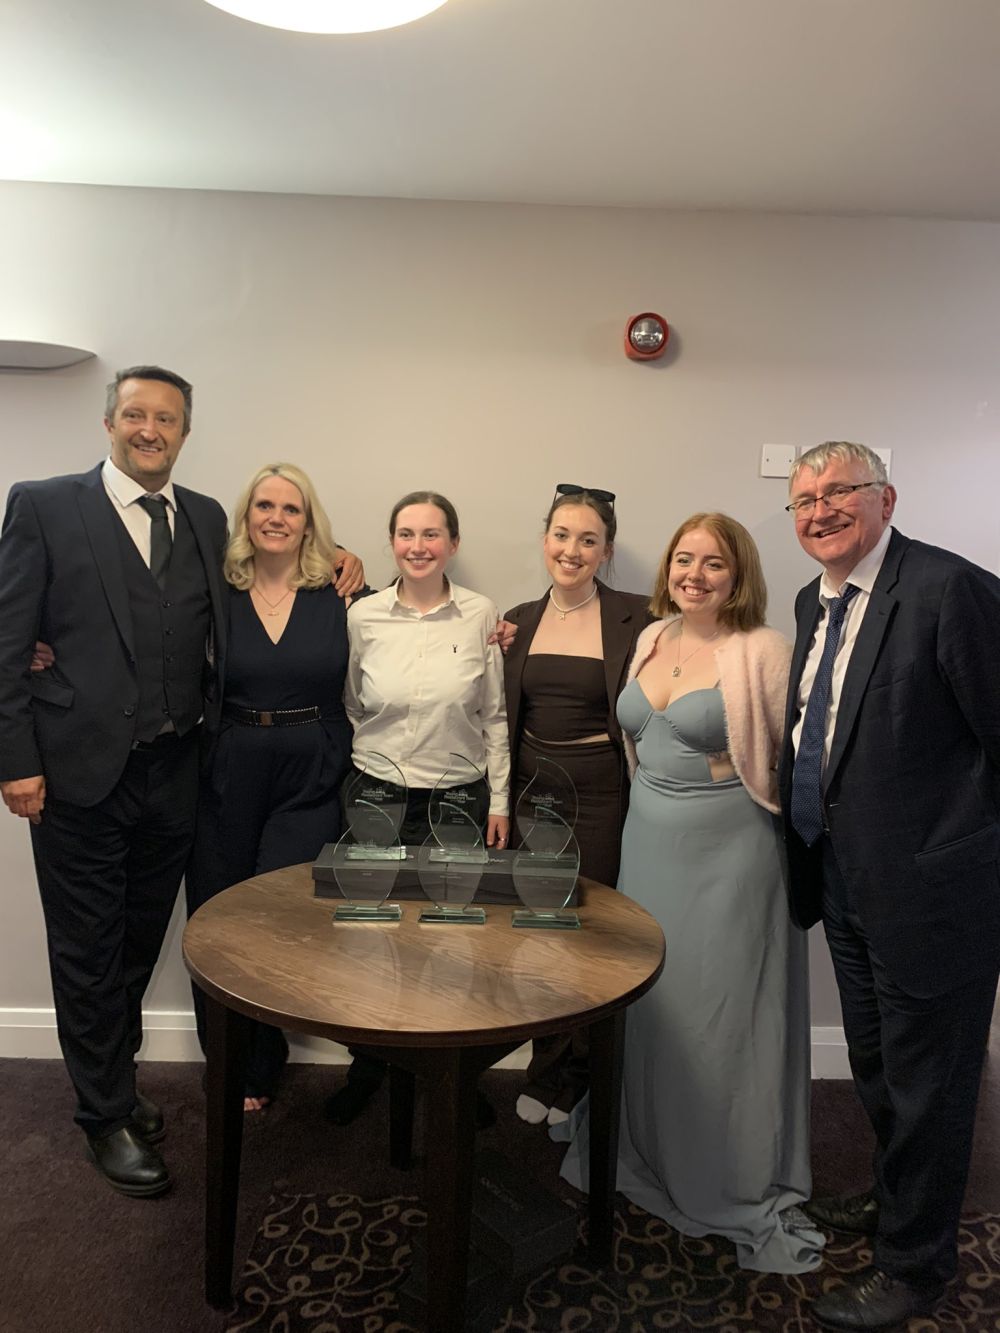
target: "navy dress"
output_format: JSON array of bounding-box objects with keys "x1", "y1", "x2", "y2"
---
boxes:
[{"x1": 188, "y1": 584, "x2": 353, "y2": 1097}]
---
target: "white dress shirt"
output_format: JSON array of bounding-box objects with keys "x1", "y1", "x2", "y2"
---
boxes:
[
  {"x1": 101, "y1": 455, "x2": 177, "y2": 566},
  {"x1": 792, "y1": 524, "x2": 893, "y2": 769},
  {"x1": 346, "y1": 580, "x2": 511, "y2": 814}
]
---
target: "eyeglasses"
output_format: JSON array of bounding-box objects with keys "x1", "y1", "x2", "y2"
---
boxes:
[
  {"x1": 554, "y1": 483, "x2": 616, "y2": 507},
  {"x1": 785, "y1": 482, "x2": 880, "y2": 517}
]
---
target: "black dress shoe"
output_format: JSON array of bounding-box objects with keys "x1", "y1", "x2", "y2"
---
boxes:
[
  {"x1": 804, "y1": 1188, "x2": 879, "y2": 1235},
  {"x1": 87, "y1": 1126, "x2": 170, "y2": 1197},
  {"x1": 324, "y1": 1077, "x2": 382, "y2": 1126},
  {"x1": 130, "y1": 1092, "x2": 165, "y2": 1144},
  {"x1": 812, "y1": 1267, "x2": 943, "y2": 1331}
]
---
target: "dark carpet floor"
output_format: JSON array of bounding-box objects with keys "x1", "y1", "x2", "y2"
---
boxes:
[
  {"x1": 0, "y1": 1041, "x2": 996, "y2": 1333},
  {"x1": 223, "y1": 1189, "x2": 1000, "y2": 1332}
]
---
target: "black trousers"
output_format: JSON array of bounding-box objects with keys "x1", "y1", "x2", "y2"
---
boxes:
[
  {"x1": 514, "y1": 736, "x2": 626, "y2": 1111},
  {"x1": 31, "y1": 732, "x2": 200, "y2": 1136},
  {"x1": 821, "y1": 836, "x2": 998, "y2": 1285},
  {"x1": 186, "y1": 726, "x2": 350, "y2": 1099}
]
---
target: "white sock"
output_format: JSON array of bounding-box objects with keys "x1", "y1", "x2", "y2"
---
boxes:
[
  {"x1": 515, "y1": 1094, "x2": 549, "y2": 1124},
  {"x1": 546, "y1": 1105, "x2": 569, "y2": 1126}
]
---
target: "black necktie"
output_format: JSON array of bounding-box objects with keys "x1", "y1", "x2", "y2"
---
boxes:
[
  {"x1": 137, "y1": 495, "x2": 173, "y2": 591},
  {"x1": 790, "y1": 583, "x2": 861, "y2": 846}
]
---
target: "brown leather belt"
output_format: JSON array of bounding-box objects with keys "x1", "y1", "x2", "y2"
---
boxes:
[{"x1": 222, "y1": 704, "x2": 322, "y2": 728}]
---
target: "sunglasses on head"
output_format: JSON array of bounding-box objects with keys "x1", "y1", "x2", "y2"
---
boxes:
[{"x1": 554, "y1": 483, "x2": 616, "y2": 507}]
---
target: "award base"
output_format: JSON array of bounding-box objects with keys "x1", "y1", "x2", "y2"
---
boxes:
[
  {"x1": 333, "y1": 903, "x2": 403, "y2": 922},
  {"x1": 427, "y1": 848, "x2": 486, "y2": 865},
  {"x1": 512, "y1": 908, "x2": 581, "y2": 931},
  {"x1": 418, "y1": 905, "x2": 487, "y2": 925},
  {"x1": 344, "y1": 846, "x2": 407, "y2": 861}
]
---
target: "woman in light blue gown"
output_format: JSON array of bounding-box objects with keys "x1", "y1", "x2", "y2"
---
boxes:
[{"x1": 558, "y1": 513, "x2": 824, "y2": 1275}]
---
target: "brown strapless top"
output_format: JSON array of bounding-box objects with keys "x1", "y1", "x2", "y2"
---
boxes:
[{"x1": 522, "y1": 654, "x2": 608, "y2": 741}]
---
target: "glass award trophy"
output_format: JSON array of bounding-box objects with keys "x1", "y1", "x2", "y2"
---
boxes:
[
  {"x1": 329, "y1": 755, "x2": 407, "y2": 922},
  {"x1": 416, "y1": 755, "x2": 489, "y2": 924},
  {"x1": 511, "y1": 756, "x2": 581, "y2": 929}
]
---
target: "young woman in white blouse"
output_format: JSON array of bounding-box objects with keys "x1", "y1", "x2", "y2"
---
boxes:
[{"x1": 325, "y1": 489, "x2": 510, "y2": 1125}]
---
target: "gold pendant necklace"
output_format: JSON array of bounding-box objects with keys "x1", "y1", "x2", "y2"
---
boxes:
[
  {"x1": 672, "y1": 625, "x2": 719, "y2": 676},
  {"x1": 252, "y1": 584, "x2": 293, "y2": 618},
  {"x1": 549, "y1": 584, "x2": 598, "y2": 621}
]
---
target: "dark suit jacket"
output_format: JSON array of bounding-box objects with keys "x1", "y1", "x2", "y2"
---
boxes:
[
  {"x1": 778, "y1": 528, "x2": 1000, "y2": 997},
  {"x1": 503, "y1": 580, "x2": 653, "y2": 751},
  {"x1": 0, "y1": 462, "x2": 228, "y2": 807}
]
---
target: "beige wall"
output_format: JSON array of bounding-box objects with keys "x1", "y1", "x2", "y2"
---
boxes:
[{"x1": 2, "y1": 180, "x2": 999, "y2": 1050}]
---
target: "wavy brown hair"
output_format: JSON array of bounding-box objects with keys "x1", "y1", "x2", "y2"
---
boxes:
[{"x1": 650, "y1": 512, "x2": 767, "y2": 630}]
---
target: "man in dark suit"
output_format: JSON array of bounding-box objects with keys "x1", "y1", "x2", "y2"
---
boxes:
[
  {"x1": 778, "y1": 441, "x2": 1000, "y2": 1330},
  {"x1": 0, "y1": 366, "x2": 230, "y2": 1197}
]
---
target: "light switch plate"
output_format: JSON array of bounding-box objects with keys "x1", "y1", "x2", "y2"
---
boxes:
[{"x1": 760, "y1": 443, "x2": 796, "y2": 478}]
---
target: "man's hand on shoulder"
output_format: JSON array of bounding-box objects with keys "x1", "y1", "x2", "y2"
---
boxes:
[
  {"x1": 489, "y1": 619, "x2": 518, "y2": 655},
  {"x1": 1, "y1": 775, "x2": 46, "y2": 824},
  {"x1": 333, "y1": 548, "x2": 365, "y2": 599}
]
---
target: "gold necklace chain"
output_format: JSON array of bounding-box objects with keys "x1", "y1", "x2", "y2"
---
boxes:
[
  {"x1": 251, "y1": 584, "x2": 293, "y2": 617},
  {"x1": 673, "y1": 625, "x2": 720, "y2": 677}
]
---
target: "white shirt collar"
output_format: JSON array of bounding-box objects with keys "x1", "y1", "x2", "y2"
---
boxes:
[
  {"x1": 818, "y1": 524, "x2": 893, "y2": 605},
  {"x1": 102, "y1": 455, "x2": 177, "y2": 511},
  {"x1": 390, "y1": 577, "x2": 456, "y2": 617}
]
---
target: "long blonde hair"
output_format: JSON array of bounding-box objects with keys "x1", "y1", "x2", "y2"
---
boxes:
[{"x1": 224, "y1": 463, "x2": 338, "y2": 590}]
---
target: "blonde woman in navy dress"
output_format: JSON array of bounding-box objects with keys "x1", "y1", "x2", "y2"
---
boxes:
[{"x1": 187, "y1": 464, "x2": 356, "y2": 1111}]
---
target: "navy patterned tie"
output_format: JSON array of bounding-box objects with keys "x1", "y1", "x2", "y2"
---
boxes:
[
  {"x1": 790, "y1": 583, "x2": 860, "y2": 846},
  {"x1": 137, "y1": 495, "x2": 173, "y2": 591}
]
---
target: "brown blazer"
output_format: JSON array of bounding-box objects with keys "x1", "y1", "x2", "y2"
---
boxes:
[{"x1": 503, "y1": 580, "x2": 653, "y2": 751}]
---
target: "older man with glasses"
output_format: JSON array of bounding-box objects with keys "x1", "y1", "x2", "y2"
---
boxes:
[{"x1": 777, "y1": 440, "x2": 1000, "y2": 1330}]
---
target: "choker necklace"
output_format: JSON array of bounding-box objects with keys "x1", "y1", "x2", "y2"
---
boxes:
[
  {"x1": 549, "y1": 584, "x2": 598, "y2": 620},
  {"x1": 673, "y1": 625, "x2": 720, "y2": 676},
  {"x1": 252, "y1": 584, "x2": 293, "y2": 617}
]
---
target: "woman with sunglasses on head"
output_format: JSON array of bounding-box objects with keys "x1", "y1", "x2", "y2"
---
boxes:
[
  {"x1": 556, "y1": 513, "x2": 823, "y2": 1275},
  {"x1": 503, "y1": 485, "x2": 652, "y2": 1126},
  {"x1": 324, "y1": 489, "x2": 510, "y2": 1127}
]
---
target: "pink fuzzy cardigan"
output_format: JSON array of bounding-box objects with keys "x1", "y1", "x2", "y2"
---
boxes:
[{"x1": 623, "y1": 620, "x2": 792, "y2": 813}]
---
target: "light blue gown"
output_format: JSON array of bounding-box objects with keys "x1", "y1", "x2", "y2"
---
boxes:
[{"x1": 557, "y1": 682, "x2": 824, "y2": 1274}]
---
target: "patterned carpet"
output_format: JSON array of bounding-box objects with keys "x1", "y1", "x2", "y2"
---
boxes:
[{"x1": 225, "y1": 1190, "x2": 1000, "y2": 1333}]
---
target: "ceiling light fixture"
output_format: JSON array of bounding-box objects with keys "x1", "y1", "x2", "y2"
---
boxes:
[{"x1": 204, "y1": 0, "x2": 449, "y2": 35}]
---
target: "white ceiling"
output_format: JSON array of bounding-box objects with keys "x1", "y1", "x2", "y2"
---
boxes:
[{"x1": 3, "y1": 0, "x2": 1000, "y2": 218}]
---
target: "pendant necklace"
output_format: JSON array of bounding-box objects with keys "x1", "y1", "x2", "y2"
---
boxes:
[
  {"x1": 252, "y1": 584, "x2": 293, "y2": 618},
  {"x1": 673, "y1": 625, "x2": 719, "y2": 676},
  {"x1": 549, "y1": 584, "x2": 599, "y2": 621}
]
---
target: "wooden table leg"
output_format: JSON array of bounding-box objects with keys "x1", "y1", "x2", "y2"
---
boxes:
[
  {"x1": 389, "y1": 1063, "x2": 415, "y2": 1171},
  {"x1": 587, "y1": 1008, "x2": 625, "y2": 1266},
  {"x1": 420, "y1": 1048, "x2": 478, "y2": 1333},
  {"x1": 204, "y1": 994, "x2": 250, "y2": 1307}
]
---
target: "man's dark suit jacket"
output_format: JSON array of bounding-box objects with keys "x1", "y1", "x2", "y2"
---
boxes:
[
  {"x1": 0, "y1": 462, "x2": 228, "y2": 807},
  {"x1": 503, "y1": 580, "x2": 653, "y2": 751},
  {"x1": 778, "y1": 528, "x2": 1000, "y2": 998}
]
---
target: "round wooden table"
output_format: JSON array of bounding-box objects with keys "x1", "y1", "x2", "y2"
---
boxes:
[{"x1": 184, "y1": 865, "x2": 665, "y2": 1333}]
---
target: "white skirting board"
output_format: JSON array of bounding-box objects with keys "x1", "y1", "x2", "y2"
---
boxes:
[{"x1": 0, "y1": 1009, "x2": 852, "y2": 1078}]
